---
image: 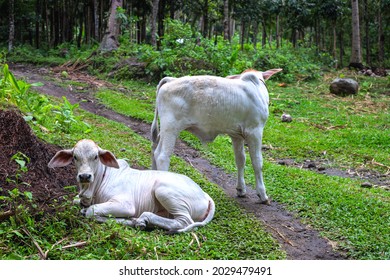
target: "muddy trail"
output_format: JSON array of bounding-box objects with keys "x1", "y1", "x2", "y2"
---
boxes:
[{"x1": 9, "y1": 63, "x2": 348, "y2": 260}]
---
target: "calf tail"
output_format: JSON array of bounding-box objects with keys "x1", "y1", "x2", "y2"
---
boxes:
[
  {"x1": 151, "y1": 77, "x2": 176, "y2": 146},
  {"x1": 151, "y1": 106, "x2": 160, "y2": 145},
  {"x1": 174, "y1": 196, "x2": 216, "y2": 234}
]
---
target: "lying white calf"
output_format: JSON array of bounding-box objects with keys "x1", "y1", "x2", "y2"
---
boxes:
[{"x1": 48, "y1": 139, "x2": 215, "y2": 233}]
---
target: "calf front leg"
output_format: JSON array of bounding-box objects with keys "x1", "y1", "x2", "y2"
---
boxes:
[{"x1": 84, "y1": 201, "x2": 136, "y2": 219}]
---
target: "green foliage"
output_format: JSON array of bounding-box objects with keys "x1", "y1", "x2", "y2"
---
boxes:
[
  {"x1": 0, "y1": 64, "x2": 91, "y2": 143},
  {"x1": 6, "y1": 152, "x2": 30, "y2": 187},
  {"x1": 1, "y1": 63, "x2": 45, "y2": 112},
  {"x1": 52, "y1": 96, "x2": 91, "y2": 134}
]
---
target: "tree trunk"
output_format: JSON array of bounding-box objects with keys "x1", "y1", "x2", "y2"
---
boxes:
[
  {"x1": 377, "y1": 1, "x2": 384, "y2": 66},
  {"x1": 150, "y1": 0, "x2": 160, "y2": 47},
  {"x1": 202, "y1": 0, "x2": 209, "y2": 38},
  {"x1": 99, "y1": 0, "x2": 123, "y2": 52},
  {"x1": 252, "y1": 21, "x2": 258, "y2": 49},
  {"x1": 240, "y1": 21, "x2": 246, "y2": 51},
  {"x1": 261, "y1": 21, "x2": 267, "y2": 48},
  {"x1": 223, "y1": 0, "x2": 230, "y2": 41},
  {"x1": 94, "y1": 0, "x2": 100, "y2": 40},
  {"x1": 276, "y1": 14, "x2": 280, "y2": 48},
  {"x1": 332, "y1": 21, "x2": 337, "y2": 68},
  {"x1": 35, "y1": 0, "x2": 40, "y2": 49},
  {"x1": 363, "y1": 0, "x2": 370, "y2": 65},
  {"x1": 157, "y1": 0, "x2": 166, "y2": 49},
  {"x1": 349, "y1": 0, "x2": 363, "y2": 68},
  {"x1": 339, "y1": 28, "x2": 344, "y2": 68},
  {"x1": 8, "y1": 0, "x2": 15, "y2": 52}
]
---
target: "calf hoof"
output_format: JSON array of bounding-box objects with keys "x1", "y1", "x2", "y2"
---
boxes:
[
  {"x1": 134, "y1": 219, "x2": 147, "y2": 230},
  {"x1": 258, "y1": 197, "x2": 271, "y2": 205},
  {"x1": 236, "y1": 189, "x2": 247, "y2": 197}
]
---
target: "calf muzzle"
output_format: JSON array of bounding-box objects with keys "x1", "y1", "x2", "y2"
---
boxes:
[{"x1": 78, "y1": 173, "x2": 92, "y2": 183}]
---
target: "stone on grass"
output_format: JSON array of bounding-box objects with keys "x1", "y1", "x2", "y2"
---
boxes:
[{"x1": 330, "y1": 78, "x2": 359, "y2": 96}]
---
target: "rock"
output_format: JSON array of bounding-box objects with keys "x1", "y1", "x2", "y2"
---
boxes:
[
  {"x1": 329, "y1": 78, "x2": 359, "y2": 96},
  {"x1": 361, "y1": 182, "x2": 373, "y2": 188},
  {"x1": 281, "y1": 113, "x2": 293, "y2": 122}
]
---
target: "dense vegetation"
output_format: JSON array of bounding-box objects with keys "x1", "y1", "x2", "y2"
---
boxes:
[
  {"x1": 1, "y1": 0, "x2": 390, "y2": 69},
  {"x1": 0, "y1": 0, "x2": 389, "y2": 261}
]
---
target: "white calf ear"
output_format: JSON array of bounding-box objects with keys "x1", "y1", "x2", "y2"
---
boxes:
[
  {"x1": 262, "y1": 68, "x2": 283, "y2": 80},
  {"x1": 48, "y1": 149, "x2": 74, "y2": 168},
  {"x1": 98, "y1": 149, "x2": 120, "y2": 169},
  {"x1": 225, "y1": 74, "x2": 241, "y2": 79}
]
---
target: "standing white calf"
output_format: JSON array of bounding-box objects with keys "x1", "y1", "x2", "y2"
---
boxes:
[
  {"x1": 151, "y1": 69, "x2": 282, "y2": 205},
  {"x1": 48, "y1": 139, "x2": 215, "y2": 233}
]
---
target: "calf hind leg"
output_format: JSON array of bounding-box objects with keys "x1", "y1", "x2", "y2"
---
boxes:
[
  {"x1": 152, "y1": 130, "x2": 179, "y2": 171},
  {"x1": 246, "y1": 132, "x2": 270, "y2": 205},
  {"x1": 135, "y1": 212, "x2": 193, "y2": 232}
]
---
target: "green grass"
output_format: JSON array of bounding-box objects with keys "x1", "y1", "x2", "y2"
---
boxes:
[
  {"x1": 94, "y1": 74, "x2": 390, "y2": 259},
  {"x1": 2, "y1": 67, "x2": 389, "y2": 259},
  {"x1": 0, "y1": 108, "x2": 284, "y2": 260}
]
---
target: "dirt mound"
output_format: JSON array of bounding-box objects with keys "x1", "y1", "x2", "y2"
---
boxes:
[{"x1": 0, "y1": 109, "x2": 76, "y2": 213}]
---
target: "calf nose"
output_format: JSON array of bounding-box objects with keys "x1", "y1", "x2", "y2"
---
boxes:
[{"x1": 78, "y1": 173, "x2": 92, "y2": 183}]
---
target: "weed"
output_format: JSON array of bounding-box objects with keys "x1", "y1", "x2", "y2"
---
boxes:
[{"x1": 6, "y1": 152, "x2": 30, "y2": 187}]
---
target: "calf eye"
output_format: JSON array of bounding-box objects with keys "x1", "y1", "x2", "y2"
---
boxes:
[
  {"x1": 73, "y1": 155, "x2": 78, "y2": 161},
  {"x1": 94, "y1": 155, "x2": 98, "y2": 160}
]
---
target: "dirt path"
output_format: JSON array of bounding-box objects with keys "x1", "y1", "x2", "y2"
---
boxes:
[{"x1": 10, "y1": 63, "x2": 346, "y2": 260}]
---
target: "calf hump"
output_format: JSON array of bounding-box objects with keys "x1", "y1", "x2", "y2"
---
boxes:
[
  {"x1": 157, "y1": 77, "x2": 177, "y2": 92},
  {"x1": 241, "y1": 72, "x2": 262, "y2": 85}
]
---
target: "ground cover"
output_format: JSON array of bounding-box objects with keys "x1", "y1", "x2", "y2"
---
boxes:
[{"x1": 2, "y1": 64, "x2": 389, "y2": 259}]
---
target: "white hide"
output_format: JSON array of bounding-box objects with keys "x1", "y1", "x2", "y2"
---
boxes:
[
  {"x1": 151, "y1": 69, "x2": 282, "y2": 204},
  {"x1": 48, "y1": 139, "x2": 215, "y2": 233}
]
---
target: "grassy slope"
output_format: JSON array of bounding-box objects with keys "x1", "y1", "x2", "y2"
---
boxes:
[{"x1": 95, "y1": 75, "x2": 390, "y2": 259}]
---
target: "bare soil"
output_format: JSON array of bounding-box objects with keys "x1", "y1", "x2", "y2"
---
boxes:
[
  {"x1": 0, "y1": 109, "x2": 76, "y2": 214},
  {"x1": 2, "y1": 63, "x2": 354, "y2": 260}
]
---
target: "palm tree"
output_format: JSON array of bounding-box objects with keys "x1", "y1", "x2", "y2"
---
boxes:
[
  {"x1": 8, "y1": 0, "x2": 15, "y2": 52},
  {"x1": 349, "y1": 0, "x2": 363, "y2": 68},
  {"x1": 99, "y1": 0, "x2": 123, "y2": 52},
  {"x1": 150, "y1": 0, "x2": 160, "y2": 47}
]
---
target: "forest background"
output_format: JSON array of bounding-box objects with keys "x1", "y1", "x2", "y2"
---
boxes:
[{"x1": 0, "y1": 0, "x2": 389, "y2": 80}]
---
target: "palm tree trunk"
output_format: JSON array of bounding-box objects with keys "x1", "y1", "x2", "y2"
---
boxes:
[
  {"x1": 349, "y1": 0, "x2": 363, "y2": 68},
  {"x1": 99, "y1": 0, "x2": 123, "y2": 52},
  {"x1": 8, "y1": 0, "x2": 15, "y2": 52},
  {"x1": 150, "y1": 0, "x2": 160, "y2": 47}
]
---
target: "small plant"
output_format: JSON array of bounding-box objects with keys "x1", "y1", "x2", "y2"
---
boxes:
[
  {"x1": 6, "y1": 152, "x2": 31, "y2": 187},
  {"x1": 52, "y1": 96, "x2": 91, "y2": 133},
  {"x1": 0, "y1": 64, "x2": 43, "y2": 111}
]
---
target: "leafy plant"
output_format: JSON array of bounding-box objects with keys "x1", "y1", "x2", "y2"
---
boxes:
[
  {"x1": 0, "y1": 64, "x2": 44, "y2": 110},
  {"x1": 52, "y1": 96, "x2": 91, "y2": 134},
  {"x1": 6, "y1": 152, "x2": 30, "y2": 187}
]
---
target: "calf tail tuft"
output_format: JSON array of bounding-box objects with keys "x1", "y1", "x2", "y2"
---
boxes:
[{"x1": 172, "y1": 196, "x2": 216, "y2": 234}]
